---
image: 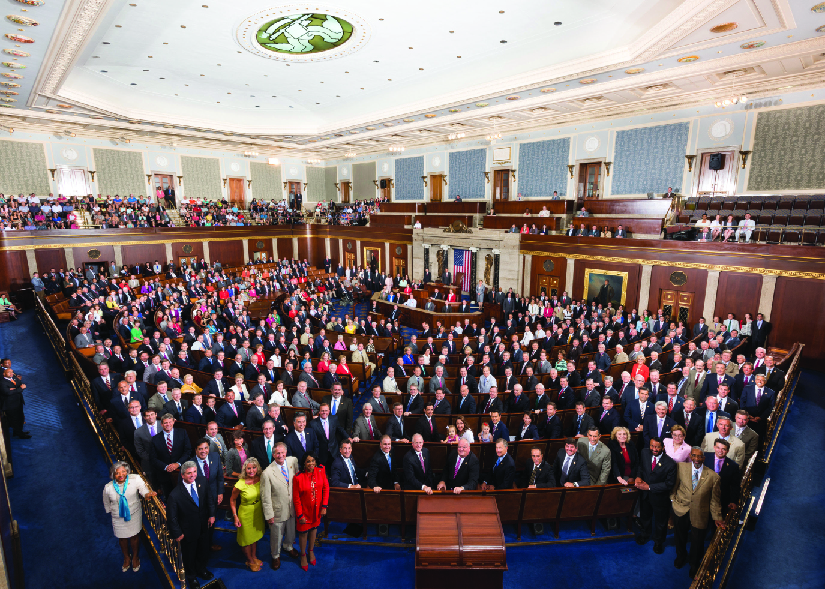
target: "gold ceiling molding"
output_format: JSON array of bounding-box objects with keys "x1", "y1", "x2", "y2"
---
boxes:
[{"x1": 519, "y1": 250, "x2": 825, "y2": 280}]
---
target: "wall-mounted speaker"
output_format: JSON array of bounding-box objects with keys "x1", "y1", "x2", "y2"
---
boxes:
[
  {"x1": 708, "y1": 153, "x2": 725, "y2": 171},
  {"x1": 379, "y1": 179, "x2": 387, "y2": 189}
]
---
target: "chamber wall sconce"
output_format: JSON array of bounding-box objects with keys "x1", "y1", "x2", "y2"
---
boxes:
[
  {"x1": 483, "y1": 171, "x2": 490, "y2": 183},
  {"x1": 567, "y1": 164, "x2": 575, "y2": 179},
  {"x1": 147, "y1": 174, "x2": 153, "y2": 185},
  {"x1": 421, "y1": 176, "x2": 428, "y2": 187},
  {"x1": 685, "y1": 155, "x2": 697, "y2": 173},
  {"x1": 739, "y1": 150, "x2": 753, "y2": 169},
  {"x1": 177, "y1": 175, "x2": 183, "y2": 185},
  {"x1": 88, "y1": 171, "x2": 96, "y2": 181},
  {"x1": 604, "y1": 162, "x2": 612, "y2": 176},
  {"x1": 48, "y1": 168, "x2": 56, "y2": 181}
]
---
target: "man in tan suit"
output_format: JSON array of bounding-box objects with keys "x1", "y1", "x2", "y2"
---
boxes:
[
  {"x1": 260, "y1": 442, "x2": 300, "y2": 570},
  {"x1": 671, "y1": 447, "x2": 724, "y2": 578},
  {"x1": 684, "y1": 361, "x2": 708, "y2": 399},
  {"x1": 352, "y1": 342, "x2": 375, "y2": 373},
  {"x1": 701, "y1": 416, "x2": 745, "y2": 469},
  {"x1": 612, "y1": 344, "x2": 629, "y2": 365},
  {"x1": 576, "y1": 426, "x2": 611, "y2": 485}
]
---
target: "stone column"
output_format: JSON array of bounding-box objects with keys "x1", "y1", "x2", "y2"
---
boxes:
[
  {"x1": 423, "y1": 244, "x2": 430, "y2": 275},
  {"x1": 25, "y1": 250, "x2": 36, "y2": 276},
  {"x1": 565, "y1": 258, "x2": 575, "y2": 296},
  {"x1": 64, "y1": 248, "x2": 75, "y2": 271},
  {"x1": 407, "y1": 244, "x2": 413, "y2": 278},
  {"x1": 242, "y1": 239, "x2": 250, "y2": 264},
  {"x1": 492, "y1": 248, "x2": 501, "y2": 290},
  {"x1": 702, "y1": 270, "x2": 720, "y2": 321},
  {"x1": 440, "y1": 244, "x2": 451, "y2": 283},
  {"x1": 272, "y1": 238, "x2": 278, "y2": 260},
  {"x1": 113, "y1": 245, "x2": 124, "y2": 269},
  {"x1": 338, "y1": 239, "x2": 344, "y2": 266},
  {"x1": 356, "y1": 240, "x2": 362, "y2": 266},
  {"x1": 385, "y1": 242, "x2": 390, "y2": 275},
  {"x1": 291, "y1": 237, "x2": 299, "y2": 260},
  {"x1": 164, "y1": 243, "x2": 173, "y2": 264},
  {"x1": 202, "y1": 241, "x2": 211, "y2": 265},
  {"x1": 325, "y1": 238, "x2": 331, "y2": 259},
  {"x1": 638, "y1": 264, "x2": 653, "y2": 313},
  {"x1": 522, "y1": 254, "x2": 532, "y2": 296},
  {"x1": 758, "y1": 274, "x2": 777, "y2": 320}
]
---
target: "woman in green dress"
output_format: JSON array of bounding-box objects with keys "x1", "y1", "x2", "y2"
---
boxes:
[
  {"x1": 230, "y1": 457, "x2": 265, "y2": 572},
  {"x1": 129, "y1": 321, "x2": 143, "y2": 343}
]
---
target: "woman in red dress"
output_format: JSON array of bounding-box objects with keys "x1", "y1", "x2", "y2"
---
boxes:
[
  {"x1": 630, "y1": 354, "x2": 650, "y2": 381},
  {"x1": 292, "y1": 454, "x2": 328, "y2": 570}
]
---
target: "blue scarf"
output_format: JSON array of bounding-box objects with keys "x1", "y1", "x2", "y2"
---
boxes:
[{"x1": 113, "y1": 478, "x2": 130, "y2": 521}]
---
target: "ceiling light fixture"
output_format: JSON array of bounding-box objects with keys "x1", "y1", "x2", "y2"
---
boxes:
[
  {"x1": 345, "y1": 151, "x2": 356, "y2": 158},
  {"x1": 389, "y1": 145, "x2": 405, "y2": 152},
  {"x1": 448, "y1": 132, "x2": 465, "y2": 140},
  {"x1": 268, "y1": 157, "x2": 279, "y2": 165},
  {"x1": 486, "y1": 132, "x2": 502, "y2": 144},
  {"x1": 715, "y1": 70, "x2": 747, "y2": 108},
  {"x1": 243, "y1": 150, "x2": 259, "y2": 157},
  {"x1": 307, "y1": 158, "x2": 321, "y2": 164}
]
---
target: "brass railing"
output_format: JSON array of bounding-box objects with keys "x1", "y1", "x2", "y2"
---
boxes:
[
  {"x1": 688, "y1": 343, "x2": 803, "y2": 589},
  {"x1": 35, "y1": 297, "x2": 186, "y2": 588}
]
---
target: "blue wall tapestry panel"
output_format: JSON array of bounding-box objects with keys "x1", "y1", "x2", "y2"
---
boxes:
[
  {"x1": 518, "y1": 138, "x2": 570, "y2": 197},
  {"x1": 395, "y1": 156, "x2": 425, "y2": 201},
  {"x1": 612, "y1": 122, "x2": 689, "y2": 194},
  {"x1": 448, "y1": 149, "x2": 486, "y2": 200}
]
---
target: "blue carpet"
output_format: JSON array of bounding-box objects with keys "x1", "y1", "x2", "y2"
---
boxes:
[{"x1": 726, "y1": 370, "x2": 825, "y2": 589}]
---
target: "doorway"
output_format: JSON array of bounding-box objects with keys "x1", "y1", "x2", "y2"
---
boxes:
[
  {"x1": 578, "y1": 163, "x2": 601, "y2": 200},
  {"x1": 660, "y1": 290, "x2": 694, "y2": 324},
  {"x1": 392, "y1": 257, "x2": 406, "y2": 278},
  {"x1": 694, "y1": 150, "x2": 736, "y2": 197},
  {"x1": 57, "y1": 167, "x2": 90, "y2": 197},
  {"x1": 227, "y1": 177, "x2": 245, "y2": 208},
  {"x1": 153, "y1": 174, "x2": 174, "y2": 199},
  {"x1": 341, "y1": 181, "x2": 351, "y2": 204},
  {"x1": 288, "y1": 181, "x2": 302, "y2": 207},
  {"x1": 379, "y1": 179, "x2": 392, "y2": 201},
  {"x1": 178, "y1": 256, "x2": 198, "y2": 268},
  {"x1": 493, "y1": 169, "x2": 510, "y2": 202},
  {"x1": 83, "y1": 261, "x2": 108, "y2": 278},
  {"x1": 430, "y1": 175, "x2": 443, "y2": 202},
  {"x1": 536, "y1": 274, "x2": 559, "y2": 298},
  {"x1": 344, "y1": 252, "x2": 355, "y2": 269}
]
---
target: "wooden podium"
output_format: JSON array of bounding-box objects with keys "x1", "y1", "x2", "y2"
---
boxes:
[{"x1": 415, "y1": 495, "x2": 507, "y2": 589}]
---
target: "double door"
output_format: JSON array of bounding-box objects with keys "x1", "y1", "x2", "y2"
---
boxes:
[
  {"x1": 430, "y1": 175, "x2": 443, "y2": 202},
  {"x1": 493, "y1": 170, "x2": 510, "y2": 201},
  {"x1": 227, "y1": 177, "x2": 245, "y2": 207},
  {"x1": 535, "y1": 274, "x2": 559, "y2": 298},
  {"x1": 578, "y1": 163, "x2": 601, "y2": 200},
  {"x1": 660, "y1": 290, "x2": 694, "y2": 324}
]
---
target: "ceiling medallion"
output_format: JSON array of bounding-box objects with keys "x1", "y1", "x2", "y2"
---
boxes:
[
  {"x1": 156, "y1": 155, "x2": 168, "y2": 166},
  {"x1": 540, "y1": 88, "x2": 556, "y2": 93},
  {"x1": 425, "y1": 113, "x2": 437, "y2": 118},
  {"x1": 448, "y1": 108, "x2": 460, "y2": 112},
  {"x1": 0, "y1": 90, "x2": 19, "y2": 95},
  {"x1": 230, "y1": 162, "x2": 240, "y2": 172},
  {"x1": 61, "y1": 148, "x2": 78, "y2": 161},
  {"x1": 818, "y1": 24, "x2": 825, "y2": 32},
  {"x1": 625, "y1": 67, "x2": 644, "y2": 74},
  {"x1": 236, "y1": 7, "x2": 370, "y2": 62},
  {"x1": 813, "y1": 2, "x2": 825, "y2": 12},
  {"x1": 6, "y1": 15, "x2": 39, "y2": 26},
  {"x1": 403, "y1": 118, "x2": 414, "y2": 122},
  {"x1": 0, "y1": 97, "x2": 16, "y2": 102},
  {"x1": 506, "y1": 95, "x2": 519, "y2": 100},
  {"x1": 740, "y1": 40, "x2": 765, "y2": 49},
  {"x1": 584, "y1": 136, "x2": 600, "y2": 152},
  {"x1": 710, "y1": 22, "x2": 738, "y2": 33},
  {"x1": 1, "y1": 62, "x2": 25, "y2": 69},
  {"x1": 709, "y1": 118, "x2": 734, "y2": 140},
  {"x1": 475, "y1": 102, "x2": 489, "y2": 107},
  {"x1": 3, "y1": 49, "x2": 30, "y2": 57},
  {"x1": 579, "y1": 78, "x2": 597, "y2": 84},
  {"x1": 14, "y1": 0, "x2": 45, "y2": 5},
  {"x1": 1, "y1": 72, "x2": 23, "y2": 79},
  {"x1": 677, "y1": 55, "x2": 699, "y2": 62},
  {"x1": 4, "y1": 33, "x2": 33, "y2": 43}
]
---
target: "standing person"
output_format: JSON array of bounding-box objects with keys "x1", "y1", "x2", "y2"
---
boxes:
[
  {"x1": 292, "y1": 453, "x2": 329, "y2": 571},
  {"x1": 102, "y1": 461, "x2": 156, "y2": 572},
  {"x1": 193, "y1": 439, "x2": 224, "y2": 552},
  {"x1": 671, "y1": 447, "x2": 724, "y2": 579},
  {"x1": 0, "y1": 367, "x2": 29, "y2": 438},
  {"x1": 260, "y1": 442, "x2": 301, "y2": 571},
  {"x1": 230, "y1": 458, "x2": 266, "y2": 571},
  {"x1": 167, "y1": 462, "x2": 216, "y2": 589},
  {"x1": 634, "y1": 437, "x2": 677, "y2": 554}
]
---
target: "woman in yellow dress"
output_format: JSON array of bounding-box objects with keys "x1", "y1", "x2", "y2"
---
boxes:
[
  {"x1": 180, "y1": 373, "x2": 202, "y2": 395},
  {"x1": 230, "y1": 457, "x2": 265, "y2": 571}
]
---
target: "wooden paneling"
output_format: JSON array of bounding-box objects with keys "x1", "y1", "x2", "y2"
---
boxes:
[
  {"x1": 770, "y1": 277, "x2": 825, "y2": 363},
  {"x1": 572, "y1": 260, "x2": 641, "y2": 311},
  {"x1": 34, "y1": 249, "x2": 66, "y2": 274},
  {"x1": 296, "y1": 237, "x2": 310, "y2": 263},
  {"x1": 483, "y1": 216, "x2": 561, "y2": 231},
  {"x1": 418, "y1": 215, "x2": 473, "y2": 229},
  {"x1": 581, "y1": 199, "x2": 672, "y2": 216},
  {"x1": 171, "y1": 242, "x2": 204, "y2": 261},
  {"x1": 369, "y1": 214, "x2": 411, "y2": 227},
  {"x1": 0, "y1": 251, "x2": 30, "y2": 292},
  {"x1": 715, "y1": 271, "x2": 762, "y2": 324},
  {"x1": 122, "y1": 244, "x2": 166, "y2": 268},
  {"x1": 248, "y1": 237, "x2": 273, "y2": 262},
  {"x1": 277, "y1": 237, "x2": 294, "y2": 260},
  {"x1": 208, "y1": 240, "x2": 244, "y2": 268},
  {"x1": 73, "y1": 245, "x2": 116, "y2": 269},
  {"x1": 379, "y1": 203, "x2": 418, "y2": 213},
  {"x1": 567, "y1": 217, "x2": 663, "y2": 236},
  {"x1": 329, "y1": 237, "x2": 340, "y2": 267},
  {"x1": 529, "y1": 255, "x2": 568, "y2": 297},
  {"x1": 648, "y1": 266, "x2": 708, "y2": 322},
  {"x1": 494, "y1": 200, "x2": 572, "y2": 215}
]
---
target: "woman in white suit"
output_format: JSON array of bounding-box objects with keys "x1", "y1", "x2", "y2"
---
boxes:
[{"x1": 102, "y1": 461, "x2": 156, "y2": 572}]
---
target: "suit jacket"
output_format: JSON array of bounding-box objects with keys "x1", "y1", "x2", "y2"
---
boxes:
[
  {"x1": 367, "y1": 449, "x2": 397, "y2": 489},
  {"x1": 107, "y1": 391, "x2": 147, "y2": 421},
  {"x1": 552, "y1": 449, "x2": 590, "y2": 486},
  {"x1": 701, "y1": 433, "x2": 745, "y2": 469},
  {"x1": 91, "y1": 374, "x2": 121, "y2": 410},
  {"x1": 260, "y1": 457, "x2": 299, "y2": 522},
  {"x1": 163, "y1": 399, "x2": 190, "y2": 421},
  {"x1": 704, "y1": 453, "x2": 741, "y2": 510},
  {"x1": 367, "y1": 395, "x2": 391, "y2": 414},
  {"x1": 402, "y1": 447, "x2": 436, "y2": 490},
  {"x1": 670, "y1": 462, "x2": 722, "y2": 528},
  {"x1": 245, "y1": 404, "x2": 269, "y2": 431},
  {"x1": 440, "y1": 451, "x2": 479, "y2": 490},
  {"x1": 482, "y1": 453, "x2": 516, "y2": 489},
  {"x1": 309, "y1": 416, "x2": 349, "y2": 465},
  {"x1": 735, "y1": 426, "x2": 759, "y2": 467},
  {"x1": 673, "y1": 409, "x2": 705, "y2": 446},
  {"x1": 216, "y1": 401, "x2": 244, "y2": 428},
  {"x1": 741, "y1": 386, "x2": 775, "y2": 421},
  {"x1": 428, "y1": 374, "x2": 451, "y2": 395},
  {"x1": 596, "y1": 408, "x2": 620, "y2": 435},
  {"x1": 480, "y1": 396, "x2": 504, "y2": 414},
  {"x1": 322, "y1": 394, "x2": 354, "y2": 432},
  {"x1": 624, "y1": 400, "x2": 655, "y2": 431},
  {"x1": 637, "y1": 448, "x2": 677, "y2": 505},
  {"x1": 149, "y1": 428, "x2": 193, "y2": 476},
  {"x1": 352, "y1": 414, "x2": 381, "y2": 441},
  {"x1": 455, "y1": 395, "x2": 477, "y2": 415},
  {"x1": 541, "y1": 414, "x2": 563, "y2": 439},
  {"x1": 685, "y1": 370, "x2": 708, "y2": 400},
  {"x1": 514, "y1": 423, "x2": 540, "y2": 441},
  {"x1": 385, "y1": 415, "x2": 408, "y2": 441},
  {"x1": 518, "y1": 460, "x2": 556, "y2": 488},
  {"x1": 506, "y1": 393, "x2": 530, "y2": 414},
  {"x1": 195, "y1": 452, "x2": 225, "y2": 505},
  {"x1": 166, "y1": 478, "x2": 214, "y2": 540},
  {"x1": 182, "y1": 403, "x2": 208, "y2": 425},
  {"x1": 202, "y1": 378, "x2": 230, "y2": 399},
  {"x1": 577, "y1": 439, "x2": 611, "y2": 485},
  {"x1": 415, "y1": 415, "x2": 443, "y2": 443},
  {"x1": 404, "y1": 394, "x2": 425, "y2": 414},
  {"x1": 642, "y1": 414, "x2": 676, "y2": 446},
  {"x1": 284, "y1": 429, "x2": 318, "y2": 465},
  {"x1": 699, "y1": 374, "x2": 735, "y2": 403},
  {"x1": 565, "y1": 413, "x2": 595, "y2": 437},
  {"x1": 329, "y1": 453, "x2": 367, "y2": 488}
]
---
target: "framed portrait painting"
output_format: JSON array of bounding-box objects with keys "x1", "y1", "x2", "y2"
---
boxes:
[{"x1": 583, "y1": 269, "x2": 628, "y2": 308}]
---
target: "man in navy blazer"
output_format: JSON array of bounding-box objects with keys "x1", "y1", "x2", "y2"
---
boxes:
[
  {"x1": 540, "y1": 403, "x2": 563, "y2": 439},
  {"x1": 643, "y1": 402, "x2": 676, "y2": 446},
  {"x1": 624, "y1": 388, "x2": 655, "y2": 431},
  {"x1": 193, "y1": 438, "x2": 224, "y2": 551},
  {"x1": 699, "y1": 364, "x2": 735, "y2": 403},
  {"x1": 481, "y1": 439, "x2": 516, "y2": 490},
  {"x1": 202, "y1": 371, "x2": 231, "y2": 399},
  {"x1": 596, "y1": 396, "x2": 621, "y2": 434},
  {"x1": 656, "y1": 382, "x2": 685, "y2": 417},
  {"x1": 437, "y1": 440, "x2": 479, "y2": 492},
  {"x1": 551, "y1": 440, "x2": 591, "y2": 487},
  {"x1": 704, "y1": 440, "x2": 741, "y2": 514},
  {"x1": 308, "y1": 403, "x2": 350, "y2": 466},
  {"x1": 284, "y1": 412, "x2": 318, "y2": 465},
  {"x1": 401, "y1": 434, "x2": 436, "y2": 492},
  {"x1": 489, "y1": 411, "x2": 509, "y2": 442},
  {"x1": 740, "y1": 374, "x2": 775, "y2": 438},
  {"x1": 149, "y1": 414, "x2": 193, "y2": 497},
  {"x1": 215, "y1": 390, "x2": 244, "y2": 428},
  {"x1": 329, "y1": 441, "x2": 367, "y2": 488}
]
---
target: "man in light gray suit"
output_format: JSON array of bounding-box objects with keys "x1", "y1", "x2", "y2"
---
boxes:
[
  {"x1": 475, "y1": 281, "x2": 486, "y2": 305},
  {"x1": 203, "y1": 421, "x2": 228, "y2": 466},
  {"x1": 133, "y1": 407, "x2": 160, "y2": 489},
  {"x1": 577, "y1": 426, "x2": 611, "y2": 485},
  {"x1": 366, "y1": 385, "x2": 390, "y2": 414},
  {"x1": 74, "y1": 326, "x2": 94, "y2": 349},
  {"x1": 536, "y1": 352, "x2": 553, "y2": 374},
  {"x1": 733, "y1": 410, "x2": 758, "y2": 467},
  {"x1": 260, "y1": 442, "x2": 300, "y2": 570},
  {"x1": 147, "y1": 381, "x2": 171, "y2": 415},
  {"x1": 407, "y1": 367, "x2": 425, "y2": 394},
  {"x1": 291, "y1": 381, "x2": 320, "y2": 413},
  {"x1": 352, "y1": 403, "x2": 381, "y2": 441},
  {"x1": 424, "y1": 300, "x2": 436, "y2": 312},
  {"x1": 428, "y1": 366, "x2": 451, "y2": 395},
  {"x1": 143, "y1": 356, "x2": 162, "y2": 384}
]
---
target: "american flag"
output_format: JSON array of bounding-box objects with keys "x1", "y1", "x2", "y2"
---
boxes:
[{"x1": 453, "y1": 249, "x2": 473, "y2": 292}]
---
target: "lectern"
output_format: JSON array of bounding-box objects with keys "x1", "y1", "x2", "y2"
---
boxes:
[{"x1": 415, "y1": 495, "x2": 507, "y2": 589}]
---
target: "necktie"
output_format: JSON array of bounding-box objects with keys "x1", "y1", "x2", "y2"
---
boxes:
[
  {"x1": 266, "y1": 439, "x2": 272, "y2": 462},
  {"x1": 189, "y1": 484, "x2": 199, "y2": 506},
  {"x1": 657, "y1": 418, "x2": 663, "y2": 437},
  {"x1": 529, "y1": 466, "x2": 538, "y2": 486},
  {"x1": 668, "y1": 397, "x2": 674, "y2": 413},
  {"x1": 454, "y1": 457, "x2": 462, "y2": 477},
  {"x1": 176, "y1": 402, "x2": 181, "y2": 414},
  {"x1": 692, "y1": 469, "x2": 699, "y2": 490},
  {"x1": 418, "y1": 452, "x2": 425, "y2": 472},
  {"x1": 131, "y1": 384, "x2": 137, "y2": 393},
  {"x1": 387, "y1": 454, "x2": 392, "y2": 470},
  {"x1": 149, "y1": 425, "x2": 155, "y2": 437},
  {"x1": 695, "y1": 375, "x2": 699, "y2": 387},
  {"x1": 589, "y1": 445, "x2": 594, "y2": 459},
  {"x1": 104, "y1": 377, "x2": 110, "y2": 386},
  {"x1": 756, "y1": 388, "x2": 762, "y2": 404},
  {"x1": 685, "y1": 413, "x2": 691, "y2": 427},
  {"x1": 323, "y1": 420, "x2": 329, "y2": 438},
  {"x1": 122, "y1": 395, "x2": 129, "y2": 406},
  {"x1": 347, "y1": 459, "x2": 357, "y2": 484},
  {"x1": 576, "y1": 415, "x2": 582, "y2": 431},
  {"x1": 707, "y1": 412, "x2": 715, "y2": 433},
  {"x1": 651, "y1": 456, "x2": 657, "y2": 470},
  {"x1": 166, "y1": 433, "x2": 173, "y2": 453},
  {"x1": 563, "y1": 456, "x2": 571, "y2": 475},
  {"x1": 332, "y1": 398, "x2": 338, "y2": 415},
  {"x1": 133, "y1": 416, "x2": 140, "y2": 428},
  {"x1": 715, "y1": 458, "x2": 722, "y2": 473},
  {"x1": 718, "y1": 376, "x2": 722, "y2": 385},
  {"x1": 300, "y1": 432, "x2": 306, "y2": 450},
  {"x1": 281, "y1": 464, "x2": 289, "y2": 483},
  {"x1": 204, "y1": 459, "x2": 210, "y2": 479}
]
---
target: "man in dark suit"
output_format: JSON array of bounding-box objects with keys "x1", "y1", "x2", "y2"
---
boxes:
[
  {"x1": 455, "y1": 385, "x2": 477, "y2": 415},
  {"x1": 643, "y1": 402, "x2": 676, "y2": 446},
  {"x1": 167, "y1": 462, "x2": 215, "y2": 589},
  {"x1": 402, "y1": 434, "x2": 435, "y2": 492},
  {"x1": 489, "y1": 411, "x2": 509, "y2": 442},
  {"x1": 368, "y1": 436, "x2": 399, "y2": 492},
  {"x1": 245, "y1": 395, "x2": 269, "y2": 431},
  {"x1": 673, "y1": 398, "x2": 704, "y2": 446},
  {"x1": 415, "y1": 403, "x2": 443, "y2": 443},
  {"x1": 437, "y1": 439, "x2": 479, "y2": 493},
  {"x1": 329, "y1": 440, "x2": 367, "y2": 488},
  {"x1": 322, "y1": 385, "x2": 353, "y2": 434},
  {"x1": 193, "y1": 438, "x2": 224, "y2": 552},
  {"x1": 624, "y1": 388, "x2": 654, "y2": 432},
  {"x1": 481, "y1": 439, "x2": 516, "y2": 490},
  {"x1": 284, "y1": 412, "x2": 318, "y2": 465},
  {"x1": 692, "y1": 318, "x2": 709, "y2": 339},
  {"x1": 565, "y1": 403, "x2": 595, "y2": 438},
  {"x1": 552, "y1": 439, "x2": 591, "y2": 487},
  {"x1": 761, "y1": 356, "x2": 785, "y2": 392},
  {"x1": 163, "y1": 389, "x2": 189, "y2": 421},
  {"x1": 385, "y1": 403, "x2": 410, "y2": 443},
  {"x1": 518, "y1": 446, "x2": 556, "y2": 488},
  {"x1": 216, "y1": 390, "x2": 244, "y2": 428},
  {"x1": 597, "y1": 396, "x2": 620, "y2": 435},
  {"x1": 107, "y1": 380, "x2": 147, "y2": 422},
  {"x1": 202, "y1": 370, "x2": 231, "y2": 399},
  {"x1": 309, "y1": 403, "x2": 350, "y2": 466},
  {"x1": 116, "y1": 398, "x2": 145, "y2": 457},
  {"x1": 149, "y1": 414, "x2": 193, "y2": 497},
  {"x1": 250, "y1": 420, "x2": 285, "y2": 470},
  {"x1": 91, "y1": 363, "x2": 120, "y2": 411},
  {"x1": 751, "y1": 313, "x2": 771, "y2": 350},
  {"x1": 705, "y1": 439, "x2": 741, "y2": 515},
  {"x1": 740, "y1": 374, "x2": 775, "y2": 439},
  {"x1": 540, "y1": 403, "x2": 563, "y2": 439},
  {"x1": 635, "y1": 437, "x2": 677, "y2": 553},
  {"x1": 699, "y1": 364, "x2": 735, "y2": 404},
  {"x1": 694, "y1": 396, "x2": 729, "y2": 439}
]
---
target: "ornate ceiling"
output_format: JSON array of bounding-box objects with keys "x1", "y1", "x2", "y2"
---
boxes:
[{"x1": 0, "y1": 0, "x2": 824, "y2": 158}]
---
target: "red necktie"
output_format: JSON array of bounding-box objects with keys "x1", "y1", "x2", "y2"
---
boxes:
[
  {"x1": 429, "y1": 419, "x2": 433, "y2": 433},
  {"x1": 668, "y1": 398, "x2": 674, "y2": 413},
  {"x1": 367, "y1": 419, "x2": 374, "y2": 438},
  {"x1": 166, "y1": 434, "x2": 173, "y2": 453},
  {"x1": 651, "y1": 457, "x2": 656, "y2": 470}
]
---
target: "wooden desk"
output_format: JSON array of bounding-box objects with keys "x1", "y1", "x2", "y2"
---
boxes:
[{"x1": 416, "y1": 495, "x2": 506, "y2": 589}]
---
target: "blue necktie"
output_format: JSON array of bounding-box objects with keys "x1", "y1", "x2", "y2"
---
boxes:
[
  {"x1": 189, "y1": 484, "x2": 199, "y2": 506},
  {"x1": 495, "y1": 457, "x2": 501, "y2": 469},
  {"x1": 707, "y1": 412, "x2": 714, "y2": 433},
  {"x1": 347, "y1": 459, "x2": 357, "y2": 484},
  {"x1": 280, "y1": 464, "x2": 289, "y2": 483},
  {"x1": 332, "y1": 398, "x2": 338, "y2": 415},
  {"x1": 387, "y1": 454, "x2": 392, "y2": 469}
]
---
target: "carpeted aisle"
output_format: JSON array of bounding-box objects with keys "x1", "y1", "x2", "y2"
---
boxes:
[{"x1": 0, "y1": 313, "x2": 164, "y2": 589}]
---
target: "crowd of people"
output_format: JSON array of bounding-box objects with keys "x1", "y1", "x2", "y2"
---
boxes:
[
  {"x1": 0, "y1": 193, "x2": 84, "y2": 230},
  {"x1": 24, "y1": 247, "x2": 780, "y2": 584}
]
